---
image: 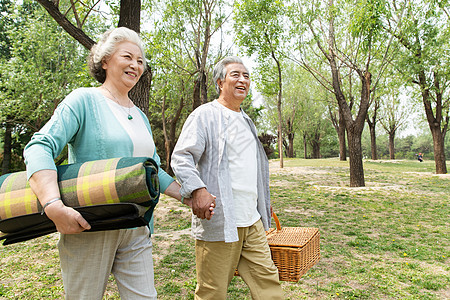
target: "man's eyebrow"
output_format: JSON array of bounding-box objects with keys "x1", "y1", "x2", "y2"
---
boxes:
[{"x1": 230, "y1": 70, "x2": 250, "y2": 75}]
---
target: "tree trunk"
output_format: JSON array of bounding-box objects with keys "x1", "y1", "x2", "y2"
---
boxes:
[
  {"x1": 274, "y1": 59, "x2": 283, "y2": 168},
  {"x1": 36, "y1": 0, "x2": 95, "y2": 49},
  {"x1": 201, "y1": 70, "x2": 208, "y2": 104},
  {"x1": 118, "y1": 0, "x2": 151, "y2": 115},
  {"x1": 366, "y1": 95, "x2": 379, "y2": 161},
  {"x1": 1, "y1": 122, "x2": 12, "y2": 175},
  {"x1": 288, "y1": 133, "x2": 294, "y2": 158},
  {"x1": 282, "y1": 139, "x2": 288, "y2": 157},
  {"x1": 161, "y1": 95, "x2": 185, "y2": 176},
  {"x1": 395, "y1": 29, "x2": 448, "y2": 174},
  {"x1": 166, "y1": 96, "x2": 185, "y2": 176},
  {"x1": 303, "y1": 133, "x2": 307, "y2": 159},
  {"x1": 37, "y1": 0, "x2": 151, "y2": 115},
  {"x1": 165, "y1": 131, "x2": 176, "y2": 176},
  {"x1": 277, "y1": 98, "x2": 283, "y2": 167},
  {"x1": 199, "y1": 3, "x2": 211, "y2": 105},
  {"x1": 329, "y1": 107, "x2": 346, "y2": 161},
  {"x1": 286, "y1": 116, "x2": 295, "y2": 158},
  {"x1": 347, "y1": 130, "x2": 365, "y2": 187},
  {"x1": 192, "y1": 70, "x2": 207, "y2": 110},
  {"x1": 161, "y1": 95, "x2": 170, "y2": 172},
  {"x1": 430, "y1": 125, "x2": 447, "y2": 173},
  {"x1": 311, "y1": 0, "x2": 371, "y2": 187},
  {"x1": 368, "y1": 121, "x2": 377, "y2": 160},
  {"x1": 338, "y1": 112, "x2": 347, "y2": 161},
  {"x1": 420, "y1": 78, "x2": 448, "y2": 174},
  {"x1": 129, "y1": 67, "x2": 152, "y2": 115},
  {"x1": 388, "y1": 131, "x2": 395, "y2": 159},
  {"x1": 309, "y1": 131, "x2": 321, "y2": 159},
  {"x1": 118, "y1": 0, "x2": 141, "y2": 33},
  {"x1": 329, "y1": 61, "x2": 369, "y2": 186},
  {"x1": 192, "y1": 75, "x2": 202, "y2": 110},
  {"x1": 311, "y1": 141, "x2": 320, "y2": 159}
]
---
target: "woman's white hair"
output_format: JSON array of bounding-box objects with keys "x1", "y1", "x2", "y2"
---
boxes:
[{"x1": 88, "y1": 27, "x2": 146, "y2": 83}]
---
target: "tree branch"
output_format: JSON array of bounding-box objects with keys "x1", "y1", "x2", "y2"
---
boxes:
[{"x1": 36, "y1": 0, "x2": 95, "y2": 50}]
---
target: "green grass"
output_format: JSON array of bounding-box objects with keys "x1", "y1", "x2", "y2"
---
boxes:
[{"x1": 0, "y1": 158, "x2": 448, "y2": 299}]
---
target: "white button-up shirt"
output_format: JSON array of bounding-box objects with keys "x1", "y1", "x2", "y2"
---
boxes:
[{"x1": 171, "y1": 100, "x2": 271, "y2": 242}]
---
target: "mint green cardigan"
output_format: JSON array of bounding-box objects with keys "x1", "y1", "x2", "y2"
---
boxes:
[{"x1": 24, "y1": 87, "x2": 174, "y2": 192}]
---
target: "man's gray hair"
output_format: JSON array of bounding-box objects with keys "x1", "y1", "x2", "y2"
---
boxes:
[
  {"x1": 88, "y1": 27, "x2": 147, "y2": 83},
  {"x1": 213, "y1": 56, "x2": 247, "y2": 94}
]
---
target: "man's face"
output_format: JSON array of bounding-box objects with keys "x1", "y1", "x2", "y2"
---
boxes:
[{"x1": 218, "y1": 63, "x2": 250, "y2": 101}]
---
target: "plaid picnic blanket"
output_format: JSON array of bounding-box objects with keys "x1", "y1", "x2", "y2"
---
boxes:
[
  {"x1": 0, "y1": 157, "x2": 159, "y2": 220},
  {"x1": 0, "y1": 157, "x2": 160, "y2": 245}
]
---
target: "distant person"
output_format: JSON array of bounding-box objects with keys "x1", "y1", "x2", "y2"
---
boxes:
[
  {"x1": 417, "y1": 153, "x2": 423, "y2": 162},
  {"x1": 171, "y1": 56, "x2": 283, "y2": 299},
  {"x1": 23, "y1": 27, "x2": 193, "y2": 299}
]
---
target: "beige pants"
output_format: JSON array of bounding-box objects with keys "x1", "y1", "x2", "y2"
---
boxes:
[
  {"x1": 58, "y1": 226, "x2": 156, "y2": 300},
  {"x1": 194, "y1": 219, "x2": 283, "y2": 300}
]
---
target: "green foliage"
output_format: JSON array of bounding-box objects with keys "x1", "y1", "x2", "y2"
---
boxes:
[
  {"x1": 253, "y1": 62, "x2": 281, "y2": 98},
  {"x1": 348, "y1": 0, "x2": 389, "y2": 50},
  {"x1": 261, "y1": 62, "x2": 337, "y2": 158},
  {"x1": 148, "y1": 0, "x2": 226, "y2": 78},
  {"x1": 234, "y1": 0, "x2": 285, "y2": 56},
  {"x1": 144, "y1": 0, "x2": 230, "y2": 171},
  {"x1": 0, "y1": 0, "x2": 13, "y2": 59},
  {"x1": 241, "y1": 90, "x2": 264, "y2": 126},
  {"x1": 1, "y1": 3, "x2": 92, "y2": 126},
  {"x1": 361, "y1": 130, "x2": 450, "y2": 160},
  {"x1": 233, "y1": 0, "x2": 287, "y2": 83},
  {"x1": 391, "y1": 0, "x2": 450, "y2": 93},
  {"x1": 0, "y1": 1, "x2": 94, "y2": 173}
]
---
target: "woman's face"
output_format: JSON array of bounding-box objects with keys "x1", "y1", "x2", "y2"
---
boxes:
[{"x1": 102, "y1": 41, "x2": 144, "y2": 90}]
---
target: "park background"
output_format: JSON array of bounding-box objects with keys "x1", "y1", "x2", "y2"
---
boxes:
[{"x1": 0, "y1": 0, "x2": 449, "y2": 299}]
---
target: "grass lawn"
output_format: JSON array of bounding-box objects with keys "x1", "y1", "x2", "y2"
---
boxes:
[{"x1": 0, "y1": 158, "x2": 448, "y2": 299}]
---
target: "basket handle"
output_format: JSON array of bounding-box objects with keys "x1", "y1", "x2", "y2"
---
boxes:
[{"x1": 272, "y1": 212, "x2": 282, "y2": 231}]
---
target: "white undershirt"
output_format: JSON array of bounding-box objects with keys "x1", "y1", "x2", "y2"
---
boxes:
[
  {"x1": 218, "y1": 101, "x2": 260, "y2": 227},
  {"x1": 105, "y1": 98, "x2": 155, "y2": 157}
]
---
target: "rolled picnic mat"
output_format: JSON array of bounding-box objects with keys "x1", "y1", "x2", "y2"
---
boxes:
[{"x1": 0, "y1": 157, "x2": 160, "y2": 245}]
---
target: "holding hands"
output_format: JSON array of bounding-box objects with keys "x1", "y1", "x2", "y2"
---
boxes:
[{"x1": 185, "y1": 188, "x2": 215, "y2": 220}]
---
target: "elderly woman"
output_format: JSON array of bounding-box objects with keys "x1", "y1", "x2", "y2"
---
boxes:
[{"x1": 24, "y1": 27, "x2": 188, "y2": 299}]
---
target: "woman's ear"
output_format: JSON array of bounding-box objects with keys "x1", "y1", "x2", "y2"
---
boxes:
[{"x1": 101, "y1": 57, "x2": 108, "y2": 70}]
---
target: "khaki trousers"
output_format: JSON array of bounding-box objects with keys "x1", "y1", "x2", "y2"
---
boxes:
[
  {"x1": 58, "y1": 226, "x2": 157, "y2": 300},
  {"x1": 194, "y1": 219, "x2": 283, "y2": 300}
]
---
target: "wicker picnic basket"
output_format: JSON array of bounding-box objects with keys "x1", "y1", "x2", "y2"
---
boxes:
[
  {"x1": 267, "y1": 213, "x2": 320, "y2": 282},
  {"x1": 235, "y1": 213, "x2": 320, "y2": 282}
]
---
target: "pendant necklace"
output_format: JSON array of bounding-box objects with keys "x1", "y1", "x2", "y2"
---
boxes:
[{"x1": 103, "y1": 86, "x2": 133, "y2": 120}]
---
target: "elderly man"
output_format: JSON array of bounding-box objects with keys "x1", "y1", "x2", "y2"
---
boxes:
[{"x1": 171, "y1": 56, "x2": 283, "y2": 299}]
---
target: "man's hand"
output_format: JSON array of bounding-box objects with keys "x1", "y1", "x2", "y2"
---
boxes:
[
  {"x1": 192, "y1": 188, "x2": 216, "y2": 220},
  {"x1": 183, "y1": 197, "x2": 215, "y2": 214},
  {"x1": 44, "y1": 201, "x2": 91, "y2": 234}
]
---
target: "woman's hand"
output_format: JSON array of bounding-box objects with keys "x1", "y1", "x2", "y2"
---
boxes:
[
  {"x1": 29, "y1": 169, "x2": 91, "y2": 234},
  {"x1": 44, "y1": 201, "x2": 91, "y2": 234}
]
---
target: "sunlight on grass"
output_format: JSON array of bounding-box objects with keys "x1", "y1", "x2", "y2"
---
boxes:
[{"x1": 0, "y1": 159, "x2": 448, "y2": 299}]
